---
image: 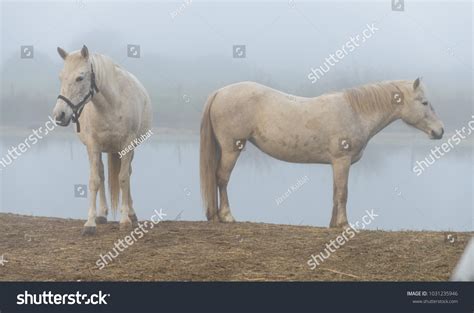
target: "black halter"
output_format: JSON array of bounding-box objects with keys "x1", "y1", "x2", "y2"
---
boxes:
[{"x1": 57, "y1": 64, "x2": 99, "y2": 132}]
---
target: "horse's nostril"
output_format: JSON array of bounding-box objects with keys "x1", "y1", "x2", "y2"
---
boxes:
[{"x1": 58, "y1": 111, "x2": 65, "y2": 121}]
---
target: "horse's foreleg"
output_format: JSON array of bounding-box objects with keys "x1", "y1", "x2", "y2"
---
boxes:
[
  {"x1": 217, "y1": 150, "x2": 240, "y2": 222},
  {"x1": 95, "y1": 155, "x2": 109, "y2": 224},
  {"x1": 83, "y1": 148, "x2": 101, "y2": 235},
  {"x1": 330, "y1": 157, "x2": 351, "y2": 228},
  {"x1": 118, "y1": 152, "x2": 133, "y2": 230}
]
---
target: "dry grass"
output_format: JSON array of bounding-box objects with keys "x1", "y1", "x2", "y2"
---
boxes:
[{"x1": 0, "y1": 213, "x2": 470, "y2": 281}]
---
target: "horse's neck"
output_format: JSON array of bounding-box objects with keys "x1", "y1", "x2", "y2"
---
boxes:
[
  {"x1": 360, "y1": 104, "x2": 400, "y2": 140},
  {"x1": 90, "y1": 55, "x2": 119, "y2": 111},
  {"x1": 359, "y1": 100, "x2": 400, "y2": 139},
  {"x1": 357, "y1": 81, "x2": 411, "y2": 139}
]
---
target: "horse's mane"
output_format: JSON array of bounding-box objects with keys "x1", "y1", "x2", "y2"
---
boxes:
[
  {"x1": 91, "y1": 53, "x2": 121, "y2": 72},
  {"x1": 343, "y1": 81, "x2": 412, "y2": 114}
]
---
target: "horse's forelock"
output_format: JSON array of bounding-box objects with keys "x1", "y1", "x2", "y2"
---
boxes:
[{"x1": 65, "y1": 49, "x2": 96, "y2": 67}]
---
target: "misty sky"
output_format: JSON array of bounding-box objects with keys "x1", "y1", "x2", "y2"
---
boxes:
[{"x1": 1, "y1": 0, "x2": 473, "y2": 129}]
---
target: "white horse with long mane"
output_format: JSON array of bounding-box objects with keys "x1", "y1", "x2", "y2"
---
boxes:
[
  {"x1": 52, "y1": 45, "x2": 152, "y2": 235},
  {"x1": 200, "y1": 79, "x2": 444, "y2": 227}
]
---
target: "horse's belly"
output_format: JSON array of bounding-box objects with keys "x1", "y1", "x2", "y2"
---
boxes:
[{"x1": 250, "y1": 135, "x2": 331, "y2": 164}]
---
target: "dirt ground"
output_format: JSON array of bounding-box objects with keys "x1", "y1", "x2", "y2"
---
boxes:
[{"x1": 0, "y1": 213, "x2": 470, "y2": 281}]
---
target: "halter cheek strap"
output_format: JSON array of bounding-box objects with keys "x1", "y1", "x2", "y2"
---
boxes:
[{"x1": 57, "y1": 64, "x2": 99, "y2": 132}]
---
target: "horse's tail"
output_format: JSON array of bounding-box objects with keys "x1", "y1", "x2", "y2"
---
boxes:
[
  {"x1": 200, "y1": 91, "x2": 219, "y2": 221},
  {"x1": 108, "y1": 152, "x2": 121, "y2": 217}
]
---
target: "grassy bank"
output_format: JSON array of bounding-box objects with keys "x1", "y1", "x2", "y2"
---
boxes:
[{"x1": 0, "y1": 213, "x2": 470, "y2": 281}]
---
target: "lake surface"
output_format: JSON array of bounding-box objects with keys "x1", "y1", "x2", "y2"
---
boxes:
[{"x1": 0, "y1": 130, "x2": 472, "y2": 231}]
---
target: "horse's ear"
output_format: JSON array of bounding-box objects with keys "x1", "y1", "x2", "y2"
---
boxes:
[
  {"x1": 413, "y1": 77, "x2": 422, "y2": 90},
  {"x1": 81, "y1": 45, "x2": 89, "y2": 59},
  {"x1": 57, "y1": 47, "x2": 68, "y2": 60}
]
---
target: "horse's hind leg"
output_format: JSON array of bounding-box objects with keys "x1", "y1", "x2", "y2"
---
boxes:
[
  {"x1": 95, "y1": 155, "x2": 109, "y2": 224},
  {"x1": 217, "y1": 150, "x2": 240, "y2": 222},
  {"x1": 127, "y1": 158, "x2": 138, "y2": 224}
]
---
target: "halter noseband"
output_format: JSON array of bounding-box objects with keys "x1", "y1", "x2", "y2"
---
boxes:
[{"x1": 57, "y1": 64, "x2": 99, "y2": 132}]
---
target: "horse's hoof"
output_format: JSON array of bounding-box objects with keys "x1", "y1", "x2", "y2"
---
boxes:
[
  {"x1": 129, "y1": 214, "x2": 138, "y2": 223},
  {"x1": 206, "y1": 213, "x2": 220, "y2": 222},
  {"x1": 119, "y1": 222, "x2": 133, "y2": 231},
  {"x1": 219, "y1": 212, "x2": 236, "y2": 223},
  {"x1": 82, "y1": 226, "x2": 97, "y2": 236},
  {"x1": 329, "y1": 221, "x2": 350, "y2": 229},
  {"x1": 95, "y1": 216, "x2": 108, "y2": 224}
]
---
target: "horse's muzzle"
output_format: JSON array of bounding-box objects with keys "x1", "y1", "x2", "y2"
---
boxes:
[
  {"x1": 430, "y1": 128, "x2": 444, "y2": 139},
  {"x1": 54, "y1": 112, "x2": 72, "y2": 127}
]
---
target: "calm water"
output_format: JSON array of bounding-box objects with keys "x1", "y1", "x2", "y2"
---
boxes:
[{"x1": 0, "y1": 130, "x2": 472, "y2": 231}]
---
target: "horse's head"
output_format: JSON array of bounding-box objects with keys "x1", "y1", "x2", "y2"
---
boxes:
[
  {"x1": 52, "y1": 45, "x2": 95, "y2": 127},
  {"x1": 399, "y1": 78, "x2": 444, "y2": 139}
]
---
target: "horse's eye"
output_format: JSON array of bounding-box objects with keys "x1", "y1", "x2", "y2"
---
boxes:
[
  {"x1": 422, "y1": 101, "x2": 428, "y2": 106},
  {"x1": 76, "y1": 76, "x2": 84, "y2": 82}
]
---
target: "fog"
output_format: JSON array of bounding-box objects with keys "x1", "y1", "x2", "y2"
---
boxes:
[
  {"x1": 0, "y1": 0, "x2": 472, "y2": 230},
  {"x1": 1, "y1": 0, "x2": 472, "y2": 128}
]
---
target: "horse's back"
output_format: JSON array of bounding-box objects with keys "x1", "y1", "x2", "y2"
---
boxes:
[
  {"x1": 214, "y1": 81, "x2": 307, "y2": 106},
  {"x1": 208, "y1": 81, "x2": 360, "y2": 163}
]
